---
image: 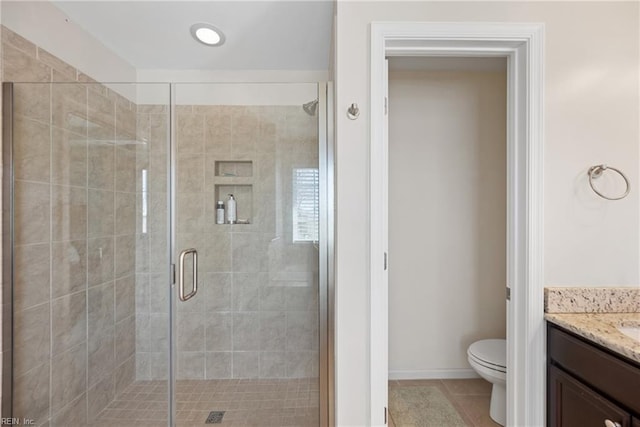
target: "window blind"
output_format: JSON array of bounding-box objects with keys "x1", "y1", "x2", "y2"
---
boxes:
[{"x1": 292, "y1": 168, "x2": 319, "y2": 242}]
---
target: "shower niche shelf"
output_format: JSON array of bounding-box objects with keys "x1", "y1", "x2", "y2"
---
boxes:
[
  {"x1": 215, "y1": 160, "x2": 253, "y2": 178},
  {"x1": 214, "y1": 184, "x2": 253, "y2": 225},
  {"x1": 213, "y1": 160, "x2": 254, "y2": 225}
]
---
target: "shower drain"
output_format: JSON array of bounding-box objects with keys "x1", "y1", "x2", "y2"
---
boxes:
[{"x1": 205, "y1": 411, "x2": 226, "y2": 424}]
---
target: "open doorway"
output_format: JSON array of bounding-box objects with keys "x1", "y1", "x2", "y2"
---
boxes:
[{"x1": 386, "y1": 56, "x2": 507, "y2": 426}]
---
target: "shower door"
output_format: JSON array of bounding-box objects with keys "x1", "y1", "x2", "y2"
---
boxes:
[{"x1": 169, "y1": 83, "x2": 323, "y2": 426}]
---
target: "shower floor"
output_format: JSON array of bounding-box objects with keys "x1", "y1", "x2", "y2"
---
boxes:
[{"x1": 92, "y1": 378, "x2": 319, "y2": 427}]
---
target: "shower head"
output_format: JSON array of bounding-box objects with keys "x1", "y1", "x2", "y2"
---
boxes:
[{"x1": 302, "y1": 99, "x2": 319, "y2": 116}]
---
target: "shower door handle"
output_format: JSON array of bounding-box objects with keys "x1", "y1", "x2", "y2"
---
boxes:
[{"x1": 178, "y1": 248, "x2": 198, "y2": 301}]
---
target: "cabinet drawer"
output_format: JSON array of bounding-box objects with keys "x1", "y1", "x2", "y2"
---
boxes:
[
  {"x1": 548, "y1": 325, "x2": 640, "y2": 414},
  {"x1": 549, "y1": 365, "x2": 631, "y2": 427}
]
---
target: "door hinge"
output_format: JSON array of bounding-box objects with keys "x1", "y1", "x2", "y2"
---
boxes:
[
  {"x1": 384, "y1": 407, "x2": 387, "y2": 424},
  {"x1": 384, "y1": 97, "x2": 388, "y2": 115},
  {"x1": 506, "y1": 286, "x2": 511, "y2": 301},
  {"x1": 384, "y1": 252, "x2": 388, "y2": 270}
]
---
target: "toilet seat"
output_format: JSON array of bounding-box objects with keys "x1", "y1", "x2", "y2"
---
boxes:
[{"x1": 468, "y1": 339, "x2": 506, "y2": 373}]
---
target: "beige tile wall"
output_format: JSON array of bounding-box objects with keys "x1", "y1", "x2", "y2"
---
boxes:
[
  {"x1": 135, "y1": 104, "x2": 320, "y2": 380},
  {"x1": 2, "y1": 26, "x2": 137, "y2": 426}
]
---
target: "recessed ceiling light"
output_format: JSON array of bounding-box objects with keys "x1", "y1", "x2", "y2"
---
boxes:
[{"x1": 190, "y1": 23, "x2": 225, "y2": 47}]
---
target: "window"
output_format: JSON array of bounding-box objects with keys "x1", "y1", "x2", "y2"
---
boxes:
[{"x1": 292, "y1": 168, "x2": 319, "y2": 242}]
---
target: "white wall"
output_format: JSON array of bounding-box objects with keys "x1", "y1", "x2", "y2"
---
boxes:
[
  {"x1": 388, "y1": 68, "x2": 507, "y2": 379},
  {"x1": 334, "y1": 2, "x2": 639, "y2": 424},
  {"x1": 1, "y1": 1, "x2": 136, "y2": 83}
]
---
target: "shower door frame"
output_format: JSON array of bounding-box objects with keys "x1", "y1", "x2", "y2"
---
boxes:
[
  {"x1": 2, "y1": 83, "x2": 15, "y2": 418},
  {"x1": 369, "y1": 23, "x2": 545, "y2": 427}
]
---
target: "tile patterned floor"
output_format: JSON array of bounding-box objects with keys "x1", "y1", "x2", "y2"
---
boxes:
[
  {"x1": 388, "y1": 379, "x2": 501, "y2": 427},
  {"x1": 90, "y1": 377, "x2": 492, "y2": 426},
  {"x1": 92, "y1": 378, "x2": 319, "y2": 427}
]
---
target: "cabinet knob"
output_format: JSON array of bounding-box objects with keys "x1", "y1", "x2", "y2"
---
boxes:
[{"x1": 604, "y1": 420, "x2": 622, "y2": 427}]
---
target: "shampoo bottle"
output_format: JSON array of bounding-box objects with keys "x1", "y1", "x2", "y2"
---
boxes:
[
  {"x1": 216, "y1": 201, "x2": 225, "y2": 225},
  {"x1": 226, "y1": 194, "x2": 236, "y2": 224}
]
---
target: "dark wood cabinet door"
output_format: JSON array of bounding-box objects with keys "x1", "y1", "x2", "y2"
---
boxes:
[
  {"x1": 633, "y1": 417, "x2": 640, "y2": 427},
  {"x1": 548, "y1": 325, "x2": 640, "y2": 413},
  {"x1": 549, "y1": 365, "x2": 631, "y2": 427}
]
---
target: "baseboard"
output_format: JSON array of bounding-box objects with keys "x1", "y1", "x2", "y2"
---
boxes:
[{"x1": 388, "y1": 369, "x2": 480, "y2": 380}]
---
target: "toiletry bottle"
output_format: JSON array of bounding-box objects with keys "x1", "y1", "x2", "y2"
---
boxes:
[
  {"x1": 216, "y1": 201, "x2": 225, "y2": 225},
  {"x1": 227, "y1": 194, "x2": 236, "y2": 224}
]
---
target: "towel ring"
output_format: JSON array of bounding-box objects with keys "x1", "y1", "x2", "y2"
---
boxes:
[{"x1": 588, "y1": 164, "x2": 630, "y2": 200}]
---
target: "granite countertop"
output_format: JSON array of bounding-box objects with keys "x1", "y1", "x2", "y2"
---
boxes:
[
  {"x1": 545, "y1": 312, "x2": 640, "y2": 364},
  {"x1": 545, "y1": 287, "x2": 640, "y2": 364}
]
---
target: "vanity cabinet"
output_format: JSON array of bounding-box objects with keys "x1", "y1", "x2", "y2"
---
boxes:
[
  {"x1": 547, "y1": 324, "x2": 640, "y2": 427},
  {"x1": 549, "y1": 365, "x2": 632, "y2": 426}
]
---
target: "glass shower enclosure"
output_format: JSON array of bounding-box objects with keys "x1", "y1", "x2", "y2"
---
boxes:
[{"x1": 2, "y1": 81, "x2": 331, "y2": 426}]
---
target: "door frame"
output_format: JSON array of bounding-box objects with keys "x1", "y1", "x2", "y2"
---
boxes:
[{"x1": 369, "y1": 22, "x2": 545, "y2": 426}]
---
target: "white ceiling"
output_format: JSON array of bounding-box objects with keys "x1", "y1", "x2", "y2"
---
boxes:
[{"x1": 52, "y1": 1, "x2": 333, "y2": 71}]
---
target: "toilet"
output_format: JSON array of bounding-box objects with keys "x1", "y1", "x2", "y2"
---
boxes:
[{"x1": 467, "y1": 339, "x2": 506, "y2": 426}]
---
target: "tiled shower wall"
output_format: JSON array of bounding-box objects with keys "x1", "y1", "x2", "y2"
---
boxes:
[
  {"x1": 135, "y1": 104, "x2": 320, "y2": 380},
  {"x1": 2, "y1": 26, "x2": 137, "y2": 425}
]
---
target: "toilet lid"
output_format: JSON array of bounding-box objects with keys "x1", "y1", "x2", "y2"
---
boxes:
[{"x1": 468, "y1": 339, "x2": 506, "y2": 368}]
